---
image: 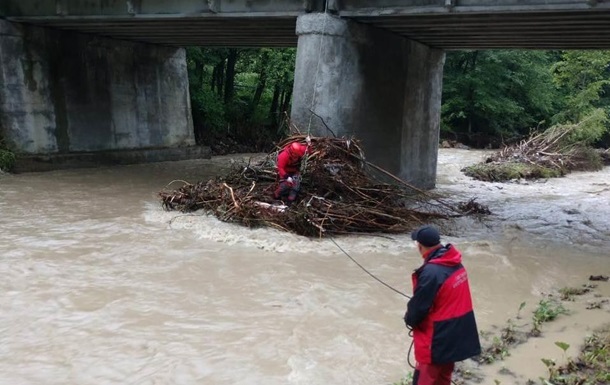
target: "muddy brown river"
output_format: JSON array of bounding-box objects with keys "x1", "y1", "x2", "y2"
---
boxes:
[{"x1": 0, "y1": 149, "x2": 608, "y2": 385}]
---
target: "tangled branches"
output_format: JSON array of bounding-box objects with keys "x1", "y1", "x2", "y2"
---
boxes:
[
  {"x1": 159, "y1": 135, "x2": 487, "y2": 237},
  {"x1": 463, "y1": 123, "x2": 606, "y2": 182}
]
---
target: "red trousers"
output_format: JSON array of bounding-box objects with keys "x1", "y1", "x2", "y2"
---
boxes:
[{"x1": 412, "y1": 362, "x2": 455, "y2": 385}]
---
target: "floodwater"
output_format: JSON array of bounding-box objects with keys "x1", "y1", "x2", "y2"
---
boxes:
[{"x1": 0, "y1": 149, "x2": 608, "y2": 385}]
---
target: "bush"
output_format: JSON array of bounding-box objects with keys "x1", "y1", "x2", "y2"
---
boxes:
[{"x1": 0, "y1": 149, "x2": 15, "y2": 172}]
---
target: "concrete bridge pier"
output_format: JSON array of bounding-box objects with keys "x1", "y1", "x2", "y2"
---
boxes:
[
  {"x1": 0, "y1": 20, "x2": 205, "y2": 171},
  {"x1": 290, "y1": 13, "x2": 445, "y2": 189}
]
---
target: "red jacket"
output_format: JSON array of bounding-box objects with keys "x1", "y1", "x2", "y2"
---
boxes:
[
  {"x1": 404, "y1": 244, "x2": 481, "y2": 364},
  {"x1": 277, "y1": 146, "x2": 306, "y2": 179}
]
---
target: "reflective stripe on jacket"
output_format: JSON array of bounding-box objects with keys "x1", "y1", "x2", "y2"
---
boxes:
[{"x1": 405, "y1": 244, "x2": 481, "y2": 364}]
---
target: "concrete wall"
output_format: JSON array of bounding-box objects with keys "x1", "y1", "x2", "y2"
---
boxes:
[
  {"x1": 0, "y1": 19, "x2": 194, "y2": 155},
  {"x1": 291, "y1": 13, "x2": 445, "y2": 189}
]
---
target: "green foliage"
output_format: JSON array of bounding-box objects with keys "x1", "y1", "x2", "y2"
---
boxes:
[
  {"x1": 477, "y1": 304, "x2": 532, "y2": 365},
  {"x1": 552, "y1": 51, "x2": 610, "y2": 113},
  {"x1": 550, "y1": 51, "x2": 610, "y2": 146},
  {"x1": 533, "y1": 299, "x2": 568, "y2": 324},
  {"x1": 0, "y1": 148, "x2": 15, "y2": 172},
  {"x1": 186, "y1": 47, "x2": 296, "y2": 152},
  {"x1": 184, "y1": 47, "x2": 610, "y2": 152},
  {"x1": 0, "y1": 134, "x2": 15, "y2": 172},
  {"x1": 191, "y1": 87, "x2": 227, "y2": 135},
  {"x1": 531, "y1": 299, "x2": 569, "y2": 336},
  {"x1": 565, "y1": 108, "x2": 609, "y2": 145},
  {"x1": 555, "y1": 341, "x2": 570, "y2": 353},
  {"x1": 541, "y1": 326, "x2": 610, "y2": 385},
  {"x1": 442, "y1": 49, "x2": 610, "y2": 149},
  {"x1": 442, "y1": 50, "x2": 557, "y2": 146}
]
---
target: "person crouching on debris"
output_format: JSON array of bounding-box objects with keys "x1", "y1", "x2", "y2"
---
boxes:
[
  {"x1": 404, "y1": 225, "x2": 481, "y2": 385},
  {"x1": 274, "y1": 141, "x2": 309, "y2": 205}
]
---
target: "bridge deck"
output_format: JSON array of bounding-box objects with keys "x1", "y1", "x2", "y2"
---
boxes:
[{"x1": 3, "y1": 1, "x2": 610, "y2": 49}]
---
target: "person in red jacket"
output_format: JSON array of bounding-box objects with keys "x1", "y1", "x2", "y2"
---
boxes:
[
  {"x1": 404, "y1": 225, "x2": 481, "y2": 385},
  {"x1": 274, "y1": 141, "x2": 309, "y2": 205}
]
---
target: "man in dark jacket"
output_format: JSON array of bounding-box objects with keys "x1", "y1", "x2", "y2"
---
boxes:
[{"x1": 404, "y1": 225, "x2": 481, "y2": 385}]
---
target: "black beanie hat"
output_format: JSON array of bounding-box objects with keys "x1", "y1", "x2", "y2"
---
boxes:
[{"x1": 411, "y1": 225, "x2": 441, "y2": 247}]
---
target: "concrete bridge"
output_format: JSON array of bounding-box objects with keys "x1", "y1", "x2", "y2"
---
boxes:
[{"x1": 2, "y1": 1, "x2": 610, "y2": 186}]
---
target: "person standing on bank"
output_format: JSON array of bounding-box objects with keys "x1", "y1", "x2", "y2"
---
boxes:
[
  {"x1": 404, "y1": 225, "x2": 481, "y2": 385},
  {"x1": 274, "y1": 140, "x2": 309, "y2": 205}
]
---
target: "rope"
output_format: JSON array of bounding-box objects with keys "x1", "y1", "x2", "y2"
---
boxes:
[
  {"x1": 407, "y1": 328, "x2": 416, "y2": 369},
  {"x1": 329, "y1": 236, "x2": 410, "y2": 299},
  {"x1": 306, "y1": 0, "x2": 330, "y2": 135},
  {"x1": 330, "y1": 237, "x2": 458, "y2": 384}
]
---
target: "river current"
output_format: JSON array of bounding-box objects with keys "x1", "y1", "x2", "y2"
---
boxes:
[{"x1": 0, "y1": 149, "x2": 608, "y2": 385}]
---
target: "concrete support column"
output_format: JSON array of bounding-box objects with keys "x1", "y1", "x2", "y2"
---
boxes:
[
  {"x1": 0, "y1": 19, "x2": 194, "y2": 156},
  {"x1": 290, "y1": 13, "x2": 445, "y2": 189}
]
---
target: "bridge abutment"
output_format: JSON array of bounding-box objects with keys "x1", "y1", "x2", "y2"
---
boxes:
[
  {"x1": 0, "y1": 19, "x2": 203, "y2": 170},
  {"x1": 291, "y1": 13, "x2": 445, "y2": 189}
]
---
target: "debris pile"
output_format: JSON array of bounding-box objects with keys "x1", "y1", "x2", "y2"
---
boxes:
[
  {"x1": 159, "y1": 135, "x2": 488, "y2": 237},
  {"x1": 463, "y1": 124, "x2": 605, "y2": 182}
]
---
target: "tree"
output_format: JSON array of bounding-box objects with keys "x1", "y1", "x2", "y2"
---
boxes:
[
  {"x1": 551, "y1": 50, "x2": 610, "y2": 144},
  {"x1": 442, "y1": 50, "x2": 557, "y2": 147},
  {"x1": 185, "y1": 47, "x2": 296, "y2": 150}
]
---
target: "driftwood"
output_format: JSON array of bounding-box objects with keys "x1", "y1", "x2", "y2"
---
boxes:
[
  {"x1": 159, "y1": 135, "x2": 488, "y2": 237},
  {"x1": 485, "y1": 124, "x2": 598, "y2": 171},
  {"x1": 464, "y1": 123, "x2": 606, "y2": 182}
]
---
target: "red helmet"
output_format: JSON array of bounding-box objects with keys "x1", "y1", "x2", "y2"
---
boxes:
[{"x1": 289, "y1": 142, "x2": 307, "y2": 158}]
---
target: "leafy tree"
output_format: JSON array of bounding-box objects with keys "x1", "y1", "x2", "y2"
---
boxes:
[
  {"x1": 186, "y1": 47, "x2": 296, "y2": 151},
  {"x1": 442, "y1": 50, "x2": 557, "y2": 147},
  {"x1": 186, "y1": 47, "x2": 610, "y2": 152},
  {"x1": 551, "y1": 50, "x2": 610, "y2": 144}
]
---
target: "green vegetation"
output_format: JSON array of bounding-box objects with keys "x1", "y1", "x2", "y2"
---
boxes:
[
  {"x1": 478, "y1": 318, "x2": 526, "y2": 364},
  {"x1": 0, "y1": 149, "x2": 15, "y2": 172},
  {"x1": 0, "y1": 136, "x2": 15, "y2": 172},
  {"x1": 531, "y1": 299, "x2": 569, "y2": 337},
  {"x1": 541, "y1": 325, "x2": 610, "y2": 385},
  {"x1": 463, "y1": 162, "x2": 564, "y2": 182},
  {"x1": 462, "y1": 121, "x2": 606, "y2": 182},
  {"x1": 559, "y1": 286, "x2": 592, "y2": 301},
  {"x1": 186, "y1": 47, "x2": 295, "y2": 153},
  {"x1": 477, "y1": 298, "x2": 570, "y2": 364},
  {"x1": 394, "y1": 283, "x2": 605, "y2": 385},
  {"x1": 441, "y1": 50, "x2": 610, "y2": 149},
  {"x1": 186, "y1": 48, "x2": 610, "y2": 155},
  {"x1": 442, "y1": 50, "x2": 557, "y2": 148}
]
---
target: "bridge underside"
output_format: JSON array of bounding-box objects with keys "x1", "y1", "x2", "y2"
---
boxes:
[
  {"x1": 3, "y1": 1, "x2": 610, "y2": 49},
  {"x1": 3, "y1": 1, "x2": 610, "y2": 183}
]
